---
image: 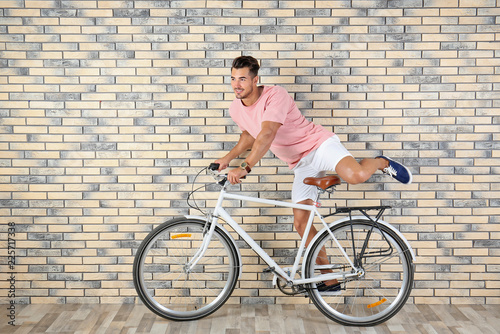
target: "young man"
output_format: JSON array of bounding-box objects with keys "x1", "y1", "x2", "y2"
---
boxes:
[{"x1": 214, "y1": 56, "x2": 412, "y2": 290}]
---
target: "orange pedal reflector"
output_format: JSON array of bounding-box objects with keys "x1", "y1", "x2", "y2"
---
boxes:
[{"x1": 367, "y1": 298, "x2": 387, "y2": 309}]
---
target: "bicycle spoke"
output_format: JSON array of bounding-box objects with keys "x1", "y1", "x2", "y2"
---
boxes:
[{"x1": 361, "y1": 248, "x2": 412, "y2": 272}]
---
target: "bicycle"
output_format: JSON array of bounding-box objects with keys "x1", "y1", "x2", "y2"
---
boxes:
[{"x1": 133, "y1": 163, "x2": 415, "y2": 326}]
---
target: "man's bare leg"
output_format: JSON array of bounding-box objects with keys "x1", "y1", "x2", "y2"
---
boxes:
[
  {"x1": 335, "y1": 156, "x2": 389, "y2": 185},
  {"x1": 293, "y1": 200, "x2": 338, "y2": 286}
]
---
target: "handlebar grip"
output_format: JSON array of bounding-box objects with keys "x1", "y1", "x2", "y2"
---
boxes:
[{"x1": 209, "y1": 163, "x2": 220, "y2": 171}]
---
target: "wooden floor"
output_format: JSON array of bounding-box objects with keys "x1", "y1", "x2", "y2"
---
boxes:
[{"x1": 2, "y1": 303, "x2": 499, "y2": 334}]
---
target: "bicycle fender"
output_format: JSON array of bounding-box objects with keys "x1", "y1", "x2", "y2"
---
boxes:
[
  {"x1": 301, "y1": 216, "x2": 416, "y2": 279},
  {"x1": 184, "y1": 215, "x2": 243, "y2": 277}
]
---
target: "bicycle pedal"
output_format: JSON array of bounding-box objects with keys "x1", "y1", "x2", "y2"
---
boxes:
[{"x1": 296, "y1": 286, "x2": 307, "y2": 295}]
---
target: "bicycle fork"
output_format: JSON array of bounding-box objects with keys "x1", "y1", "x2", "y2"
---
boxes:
[
  {"x1": 183, "y1": 216, "x2": 218, "y2": 273},
  {"x1": 184, "y1": 191, "x2": 226, "y2": 273}
]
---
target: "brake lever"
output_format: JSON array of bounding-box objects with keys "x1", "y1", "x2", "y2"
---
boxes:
[
  {"x1": 207, "y1": 163, "x2": 227, "y2": 185},
  {"x1": 207, "y1": 163, "x2": 245, "y2": 186}
]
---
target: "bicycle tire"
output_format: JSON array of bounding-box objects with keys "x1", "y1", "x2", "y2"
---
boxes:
[
  {"x1": 133, "y1": 217, "x2": 240, "y2": 321},
  {"x1": 304, "y1": 219, "x2": 414, "y2": 326}
]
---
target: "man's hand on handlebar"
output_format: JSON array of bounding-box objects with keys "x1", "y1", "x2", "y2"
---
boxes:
[
  {"x1": 227, "y1": 167, "x2": 248, "y2": 185},
  {"x1": 213, "y1": 159, "x2": 229, "y2": 172}
]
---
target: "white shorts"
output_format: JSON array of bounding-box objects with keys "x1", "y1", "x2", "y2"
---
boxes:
[{"x1": 292, "y1": 135, "x2": 353, "y2": 203}]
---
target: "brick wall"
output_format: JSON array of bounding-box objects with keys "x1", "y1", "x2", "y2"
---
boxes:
[{"x1": 0, "y1": 0, "x2": 499, "y2": 305}]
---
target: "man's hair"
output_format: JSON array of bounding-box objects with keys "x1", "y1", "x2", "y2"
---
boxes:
[{"x1": 231, "y1": 56, "x2": 260, "y2": 78}]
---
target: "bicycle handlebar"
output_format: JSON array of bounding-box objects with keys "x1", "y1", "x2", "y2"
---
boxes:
[
  {"x1": 207, "y1": 163, "x2": 229, "y2": 186},
  {"x1": 209, "y1": 163, "x2": 220, "y2": 171},
  {"x1": 207, "y1": 163, "x2": 245, "y2": 186}
]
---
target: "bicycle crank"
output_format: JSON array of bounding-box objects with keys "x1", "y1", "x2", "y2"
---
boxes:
[
  {"x1": 277, "y1": 279, "x2": 307, "y2": 296},
  {"x1": 265, "y1": 267, "x2": 307, "y2": 296}
]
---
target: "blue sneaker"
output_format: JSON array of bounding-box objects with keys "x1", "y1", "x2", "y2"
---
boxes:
[{"x1": 377, "y1": 156, "x2": 412, "y2": 184}]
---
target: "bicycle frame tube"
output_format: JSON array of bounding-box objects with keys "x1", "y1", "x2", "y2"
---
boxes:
[{"x1": 201, "y1": 186, "x2": 358, "y2": 284}]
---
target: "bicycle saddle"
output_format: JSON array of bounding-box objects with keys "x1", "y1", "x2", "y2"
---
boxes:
[{"x1": 303, "y1": 175, "x2": 341, "y2": 190}]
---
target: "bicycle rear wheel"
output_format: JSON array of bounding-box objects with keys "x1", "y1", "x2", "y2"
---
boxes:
[
  {"x1": 304, "y1": 219, "x2": 414, "y2": 326},
  {"x1": 133, "y1": 217, "x2": 239, "y2": 321}
]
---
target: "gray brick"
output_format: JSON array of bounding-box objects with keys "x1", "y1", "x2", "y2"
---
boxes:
[
  {"x1": 420, "y1": 233, "x2": 454, "y2": 242},
  {"x1": 12, "y1": 176, "x2": 47, "y2": 184},
  {"x1": 169, "y1": 17, "x2": 204, "y2": 25},
  {"x1": 296, "y1": 9, "x2": 331, "y2": 16},
  {"x1": 414, "y1": 281, "x2": 450, "y2": 289},
  {"x1": 187, "y1": 9, "x2": 222, "y2": 16},
  {"x1": 386, "y1": 33, "x2": 421, "y2": 42},
  {"x1": 441, "y1": 42, "x2": 477, "y2": 50},
  {"x1": 28, "y1": 249, "x2": 61, "y2": 256},
  {"x1": 475, "y1": 141, "x2": 499, "y2": 149},
  {"x1": 405, "y1": 76, "x2": 441, "y2": 84},
  {"x1": 48, "y1": 273, "x2": 83, "y2": 281},
  {"x1": 0, "y1": 67, "x2": 29, "y2": 75},
  {"x1": 224, "y1": 42, "x2": 259, "y2": 50},
  {"x1": 228, "y1": 26, "x2": 261, "y2": 34},
  {"x1": 188, "y1": 59, "x2": 225, "y2": 68},
  {"x1": 316, "y1": 68, "x2": 351, "y2": 76},
  {"x1": 474, "y1": 240, "x2": 500, "y2": 248},
  {"x1": 41, "y1": 9, "x2": 77, "y2": 17},
  {"x1": 382, "y1": 200, "x2": 417, "y2": 208},
  {"x1": 453, "y1": 200, "x2": 487, "y2": 208},
  {"x1": 403, "y1": 142, "x2": 439, "y2": 150},
  {"x1": 154, "y1": 26, "x2": 189, "y2": 34},
  {"x1": 114, "y1": 9, "x2": 150, "y2": 17},
  {"x1": 154, "y1": 159, "x2": 189, "y2": 167},
  {"x1": 0, "y1": 200, "x2": 28, "y2": 207},
  {"x1": 455, "y1": 166, "x2": 487, "y2": 174},
  {"x1": 416, "y1": 264, "x2": 451, "y2": 273},
  {"x1": 46, "y1": 93, "x2": 81, "y2": 101},
  {"x1": 30, "y1": 265, "x2": 64, "y2": 273},
  {"x1": 348, "y1": 134, "x2": 384, "y2": 142},
  {"x1": 81, "y1": 143, "x2": 116, "y2": 151},
  {"x1": 257, "y1": 224, "x2": 292, "y2": 232},
  {"x1": 116, "y1": 93, "x2": 153, "y2": 100},
  {"x1": 370, "y1": 26, "x2": 405, "y2": 34},
  {"x1": 28, "y1": 233, "x2": 63, "y2": 241},
  {"x1": 43, "y1": 59, "x2": 81, "y2": 67}
]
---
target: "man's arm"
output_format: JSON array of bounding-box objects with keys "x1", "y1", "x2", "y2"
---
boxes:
[
  {"x1": 215, "y1": 130, "x2": 255, "y2": 171},
  {"x1": 244, "y1": 121, "x2": 281, "y2": 168},
  {"x1": 227, "y1": 121, "x2": 281, "y2": 184}
]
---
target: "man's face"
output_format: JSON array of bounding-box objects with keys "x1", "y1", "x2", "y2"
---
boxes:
[{"x1": 231, "y1": 67, "x2": 258, "y2": 100}]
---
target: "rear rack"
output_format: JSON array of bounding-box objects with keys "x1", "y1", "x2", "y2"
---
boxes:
[
  {"x1": 323, "y1": 205, "x2": 394, "y2": 265},
  {"x1": 323, "y1": 205, "x2": 391, "y2": 221}
]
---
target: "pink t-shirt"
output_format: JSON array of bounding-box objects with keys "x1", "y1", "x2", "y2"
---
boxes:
[{"x1": 229, "y1": 85, "x2": 334, "y2": 168}]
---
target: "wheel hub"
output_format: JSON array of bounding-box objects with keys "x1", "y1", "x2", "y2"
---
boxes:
[{"x1": 356, "y1": 268, "x2": 365, "y2": 278}]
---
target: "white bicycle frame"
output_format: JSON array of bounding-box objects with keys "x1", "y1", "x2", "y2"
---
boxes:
[{"x1": 188, "y1": 181, "x2": 360, "y2": 286}]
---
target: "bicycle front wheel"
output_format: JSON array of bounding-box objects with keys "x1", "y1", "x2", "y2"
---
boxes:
[
  {"x1": 304, "y1": 219, "x2": 414, "y2": 326},
  {"x1": 133, "y1": 217, "x2": 240, "y2": 321}
]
